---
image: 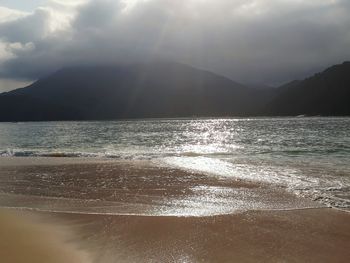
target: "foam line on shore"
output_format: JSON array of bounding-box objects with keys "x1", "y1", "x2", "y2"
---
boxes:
[{"x1": 1, "y1": 205, "x2": 336, "y2": 219}]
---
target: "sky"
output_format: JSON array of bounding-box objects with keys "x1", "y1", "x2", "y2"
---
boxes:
[{"x1": 0, "y1": 0, "x2": 349, "y2": 92}]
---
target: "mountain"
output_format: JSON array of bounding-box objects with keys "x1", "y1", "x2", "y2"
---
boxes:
[
  {"x1": 266, "y1": 62, "x2": 350, "y2": 116},
  {"x1": 0, "y1": 62, "x2": 271, "y2": 121},
  {"x1": 244, "y1": 83, "x2": 275, "y2": 90},
  {"x1": 0, "y1": 61, "x2": 349, "y2": 121}
]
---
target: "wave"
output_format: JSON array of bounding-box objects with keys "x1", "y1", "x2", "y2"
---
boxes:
[
  {"x1": 258, "y1": 148, "x2": 350, "y2": 156},
  {"x1": 160, "y1": 156, "x2": 350, "y2": 211},
  {"x1": 0, "y1": 149, "x2": 149, "y2": 159},
  {"x1": 0, "y1": 149, "x2": 100, "y2": 158},
  {"x1": 176, "y1": 151, "x2": 234, "y2": 158},
  {"x1": 0, "y1": 148, "x2": 234, "y2": 159}
]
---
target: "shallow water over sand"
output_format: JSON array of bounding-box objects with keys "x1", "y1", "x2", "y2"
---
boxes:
[
  {"x1": 0, "y1": 160, "x2": 320, "y2": 216},
  {"x1": 0, "y1": 117, "x2": 349, "y2": 209}
]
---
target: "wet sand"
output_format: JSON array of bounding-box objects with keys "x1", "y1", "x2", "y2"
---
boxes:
[
  {"x1": 0, "y1": 157, "x2": 321, "y2": 216},
  {"x1": 1, "y1": 208, "x2": 349, "y2": 263},
  {"x1": 0, "y1": 157, "x2": 349, "y2": 262},
  {"x1": 62, "y1": 208, "x2": 350, "y2": 263}
]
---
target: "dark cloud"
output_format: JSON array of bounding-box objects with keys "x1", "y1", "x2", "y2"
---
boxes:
[
  {"x1": 0, "y1": 0, "x2": 350, "y2": 87},
  {"x1": 0, "y1": 8, "x2": 50, "y2": 43}
]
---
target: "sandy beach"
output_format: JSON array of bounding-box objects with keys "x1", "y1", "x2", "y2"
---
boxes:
[
  {"x1": 0, "y1": 158, "x2": 349, "y2": 262},
  {"x1": 1, "y1": 208, "x2": 349, "y2": 263}
]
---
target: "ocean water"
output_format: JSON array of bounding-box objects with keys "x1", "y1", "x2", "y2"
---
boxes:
[{"x1": 0, "y1": 117, "x2": 349, "y2": 210}]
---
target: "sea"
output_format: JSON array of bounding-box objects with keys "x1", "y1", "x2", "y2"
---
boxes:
[{"x1": 0, "y1": 117, "x2": 349, "y2": 211}]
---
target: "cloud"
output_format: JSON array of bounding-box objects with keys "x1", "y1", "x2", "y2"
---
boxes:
[
  {"x1": 0, "y1": 0, "x2": 349, "y2": 88},
  {"x1": 0, "y1": 6, "x2": 28, "y2": 23}
]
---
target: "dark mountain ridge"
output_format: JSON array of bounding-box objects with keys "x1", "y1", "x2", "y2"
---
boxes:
[
  {"x1": 0, "y1": 62, "x2": 272, "y2": 121},
  {"x1": 0, "y1": 61, "x2": 349, "y2": 121},
  {"x1": 266, "y1": 62, "x2": 350, "y2": 116}
]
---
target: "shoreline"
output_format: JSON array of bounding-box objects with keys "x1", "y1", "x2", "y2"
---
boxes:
[{"x1": 0, "y1": 201, "x2": 331, "y2": 218}]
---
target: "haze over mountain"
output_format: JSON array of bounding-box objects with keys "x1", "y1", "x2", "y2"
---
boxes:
[
  {"x1": 0, "y1": 62, "x2": 272, "y2": 121},
  {"x1": 0, "y1": 61, "x2": 349, "y2": 121}
]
